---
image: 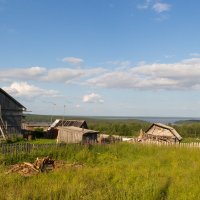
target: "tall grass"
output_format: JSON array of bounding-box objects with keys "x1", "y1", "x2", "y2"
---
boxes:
[{"x1": 1, "y1": 143, "x2": 200, "y2": 199}]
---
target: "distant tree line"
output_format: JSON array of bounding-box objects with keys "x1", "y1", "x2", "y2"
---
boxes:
[
  {"x1": 88, "y1": 120, "x2": 150, "y2": 136},
  {"x1": 172, "y1": 123, "x2": 200, "y2": 138},
  {"x1": 25, "y1": 114, "x2": 200, "y2": 138}
]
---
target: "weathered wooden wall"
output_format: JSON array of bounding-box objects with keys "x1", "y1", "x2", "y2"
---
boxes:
[
  {"x1": 0, "y1": 91, "x2": 23, "y2": 135},
  {"x1": 57, "y1": 128, "x2": 83, "y2": 143},
  {"x1": 57, "y1": 127, "x2": 98, "y2": 143}
]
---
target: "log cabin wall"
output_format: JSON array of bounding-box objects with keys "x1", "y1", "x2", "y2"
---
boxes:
[{"x1": 0, "y1": 89, "x2": 25, "y2": 135}]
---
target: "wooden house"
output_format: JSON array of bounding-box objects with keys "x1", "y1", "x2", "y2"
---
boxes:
[
  {"x1": 46, "y1": 119, "x2": 89, "y2": 139},
  {"x1": 145, "y1": 123, "x2": 182, "y2": 143},
  {"x1": 57, "y1": 126, "x2": 99, "y2": 143},
  {"x1": 0, "y1": 88, "x2": 26, "y2": 136}
]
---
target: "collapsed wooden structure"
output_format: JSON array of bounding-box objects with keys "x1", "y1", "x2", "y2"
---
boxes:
[
  {"x1": 140, "y1": 123, "x2": 182, "y2": 143},
  {"x1": 0, "y1": 88, "x2": 26, "y2": 139}
]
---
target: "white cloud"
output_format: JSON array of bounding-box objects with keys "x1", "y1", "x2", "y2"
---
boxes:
[
  {"x1": 3, "y1": 82, "x2": 59, "y2": 98},
  {"x1": 0, "y1": 66, "x2": 46, "y2": 81},
  {"x1": 2, "y1": 57, "x2": 200, "y2": 91},
  {"x1": 43, "y1": 67, "x2": 106, "y2": 83},
  {"x1": 137, "y1": 0, "x2": 152, "y2": 10},
  {"x1": 62, "y1": 57, "x2": 84, "y2": 64},
  {"x1": 107, "y1": 60, "x2": 131, "y2": 69},
  {"x1": 0, "y1": 66, "x2": 106, "y2": 84},
  {"x1": 82, "y1": 93, "x2": 104, "y2": 103},
  {"x1": 43, "y1": 68, "x2": 84, "y2": 83},
  {"x1": 137, "y1": 0, "x2": 171, "y2": 14},
  {"x1": 190, "y1": 53, "x2": 200, "y2": 57},
  {"x1": 86, "y1": 58, "x2": 200, "y2": 90},
  {"x1": 152, "y1": 2, "x2": 171, "y2": 13}
]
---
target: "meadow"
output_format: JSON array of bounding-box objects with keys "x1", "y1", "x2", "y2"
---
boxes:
[{"x1": 1, "y1": 143, "x2": 200, "y2": 200}]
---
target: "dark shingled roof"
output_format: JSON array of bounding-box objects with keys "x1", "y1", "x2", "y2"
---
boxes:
[{"x1": 0, "y1": 88, "x2": 26, "y2": 110}]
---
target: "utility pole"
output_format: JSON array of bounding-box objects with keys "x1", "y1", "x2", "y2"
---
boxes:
[
  {"x1": 50, "y1": 103, "x2": 56, "y2": 124},
  {"x1": 62, "y1": 105, "x2": 66, "y2": 127}
]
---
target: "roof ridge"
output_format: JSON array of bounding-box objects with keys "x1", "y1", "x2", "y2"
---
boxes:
[{"x1": 0, "y1": 88, "x2": 26, "y2": 109}]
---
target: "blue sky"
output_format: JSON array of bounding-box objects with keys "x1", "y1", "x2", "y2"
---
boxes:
[{"x1": 1, "y1": 0, "x2": 200, "y2": 117}]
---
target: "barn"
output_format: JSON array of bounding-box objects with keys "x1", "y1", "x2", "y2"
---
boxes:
[
  {"x1": 145, "y1": 123, "x2": 182, "y2": 143},
  {"x1": 57, "y1": 126, "x2": 99, "y2": 144},
  {"x1": 0, "y1": 88, "x2": 26, "y2": 136}
]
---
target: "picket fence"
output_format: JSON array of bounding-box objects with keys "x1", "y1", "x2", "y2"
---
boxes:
[{"x1": 133, "y1": 140, "x2": 200, "y2": 148}]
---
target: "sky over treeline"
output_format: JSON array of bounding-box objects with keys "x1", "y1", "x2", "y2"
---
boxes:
[{"x1": 1, "y1": 0, "x2": 200, "y2": 117}]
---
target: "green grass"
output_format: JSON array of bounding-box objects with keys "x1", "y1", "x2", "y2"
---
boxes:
[
  {"x1": 7, "y1": 137, "x2": 56, "y2": 144},
  {"x1": 1, "y1": 143, "x2": 200, "y2": 199},
  {"x1": 181, "y1": 137, "x2": 200, "y2": 143},
  {"x1": 25, "y1": 138, "x2": 56, "y2": 144}
]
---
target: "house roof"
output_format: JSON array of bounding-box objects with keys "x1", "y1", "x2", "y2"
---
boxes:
[
  {"x1": 23, "y1": 122, "x2": 51, "y2": 127},
  {"x1": 146, "y1": 123, "x2": 182, "y2": 140},
  {"x1": 48, "y1": 119, "x2": 87, "y2": 130},
  {"x1": 0, "y1": 88, "x2": 26, "y2": 110}
]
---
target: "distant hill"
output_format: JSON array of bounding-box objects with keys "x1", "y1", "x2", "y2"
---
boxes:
[
  {"x1": 24, "y1": 114, "x2": 149, "y2": 124},
  {"x1": 175, "y1": 120, "x2": 200, "y2": 124}
]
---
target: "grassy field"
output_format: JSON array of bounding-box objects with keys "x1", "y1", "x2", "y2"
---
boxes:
[{"x1": 1, "y1": 143, "x2": 200, "y2": 199}]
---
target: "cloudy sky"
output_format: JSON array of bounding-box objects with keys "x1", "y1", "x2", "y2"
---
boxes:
[{"x1": 1, "y1": 0, "x2": 200, "y2": 117}]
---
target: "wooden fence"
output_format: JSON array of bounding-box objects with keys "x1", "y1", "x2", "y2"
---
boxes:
[
  {"x1": 1, "y1": 141, "x2": 200, "y2": 156},
  {"x1": 133, "y1": 140, "x2": 200, "y2": 148},
  {"x1": 0, "y1": 143, "x2": 68, "y2": 155}
]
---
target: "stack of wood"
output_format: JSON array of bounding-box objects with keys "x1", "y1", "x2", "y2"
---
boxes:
[
  {"x1": 6, "y1": 156, "x2": 55, "y2": 176},
  {"x1": 6, "y1": 162, "x2": 39, "y2": 176}
]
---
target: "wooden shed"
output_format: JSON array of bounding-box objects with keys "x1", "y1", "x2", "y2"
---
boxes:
[
  {"x1": 57, "y1": 126, "x2": 99, "y2": 144},
  {"x1": 0, "y1": 88, "x2": 26, "y2": 136},
  {"x1": 46, "y1": 119, "x2": 89, "y2": 139},
  {"x1": 145, "y1": 123, "x2": 182, "y2": 143}
]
